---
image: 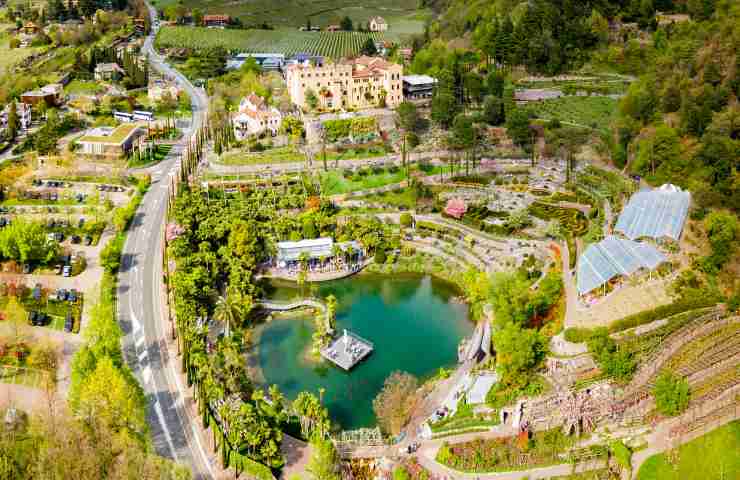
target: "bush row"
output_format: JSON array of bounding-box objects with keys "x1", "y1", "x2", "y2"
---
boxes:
[{"x1": 563, "y1": 295, "x2": 722, "y2": 343}]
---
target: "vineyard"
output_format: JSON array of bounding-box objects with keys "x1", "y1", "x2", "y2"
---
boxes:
[
  {"x1": 522, "y1": 96, "x2": 618, "y2": 132},
  {"x1": 155, "y1": 26, "x2": 385, "y2": 59}
]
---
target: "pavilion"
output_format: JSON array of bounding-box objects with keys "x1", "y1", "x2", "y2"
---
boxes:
[
  {"x1": 614, "y1": 184, "x2": 690, "y2": 244},
  {"x1": 275, "y1": 237, "x2": 363, "y2": 268}
]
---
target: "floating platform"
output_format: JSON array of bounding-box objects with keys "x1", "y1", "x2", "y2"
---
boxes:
[{"x1": 320, "y1": 329, "x2": 374, "y2": 371}]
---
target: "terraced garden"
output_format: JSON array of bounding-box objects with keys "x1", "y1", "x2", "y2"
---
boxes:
[
  {"x1": 523, "y1": 96, "x2": 618, "y2": 132},
  {"x1": 155, "y1": 26, "x2": 385, "y2": 58},
  {"x1": 528, "y1": 201, "x2": 589, "y2": 236}
]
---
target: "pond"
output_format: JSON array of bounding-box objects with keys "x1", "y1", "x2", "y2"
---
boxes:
[{"x1": 257, "y1": 274, "x2": 473, "y2": 430}]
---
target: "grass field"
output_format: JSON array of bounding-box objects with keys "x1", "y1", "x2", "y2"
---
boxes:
[
  {"x1": 65, "y1": 79, "x2": 106, "y2": 95},
  {"x1": 320, "y1": 164, "x2": 441, "y2": 195},
  {"x1": 0, "y1": 25, "x2": 41, "y2": 74},
  {"x1": 156, "y1": 26, "x2": 390, "y2": 58},
  {"x1": 153, "y1": 0, "x2": 424, "y2": 35},
  {"x1": 219, "y1": 146, "x2": 305, "y2": 165},
  {"x1": 637, "y1": 420, "x2": 740, "y2": 480},
  {"x1": 523, "y1": 96, "x2": 618, "y2": 132}
]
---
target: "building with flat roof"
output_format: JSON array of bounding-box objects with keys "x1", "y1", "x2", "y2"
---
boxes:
[
  {"x1": 402, "y1": 74, "x2": 437, "y2": 100},
  {"x1": 0, "y1": 102, "x2": 32, "y2": 133},
  {"x1": 77, "y1": 124, "x2": 145, "y2": 159},
  {"x1": 20, "y1": 84, "x2": 64, "y2": 107},
  {"x1": 275, "y1": 237, "x2": 362, "y2": 265},
  {"x1": 203, "y1": 14, "x2": 230, "y2": 28},
  {"x1": 286, "y1": 56, "x2": 403, "y2": 110},
  {"x1": 226, "y1": 53, "x2": 285, "y2": 71}
]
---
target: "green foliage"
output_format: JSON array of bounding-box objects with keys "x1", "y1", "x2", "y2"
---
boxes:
[
  {"x1": 399, "y1": 213, "x2": 413, "y2": 228},
  {"x1": 372, "y1": 371, "x2": 419, "y2": 435},
  {"x1": 488, "y1": 270, "x2": 563, "y2": 329},
  {"x1": 586, "y1": 329, "x2": 635, "y2": 382},
  {"x1": 393, "y1": 467, "x2": 411, "y2": 480},
  {"x1": 0, "y1": 219, "x2": 59, "y2": 264},
  {"x1": 505, "y1": 107, "x2": 531, "y2": 147},
  {"x1": 483, "y1": 95, "x2": 505, "y2": 126},
  {"x1": 322, "y1": 117, "x2": 376, "y2": 142},
  {"x1": 306, "y1": 437, "x2": 341, "y2": 480},
  {"x1": 610, "y1": 440, "x2": 632, "y2": 472},
  {"x1": 396, "y1": 101, "x2": 418, "y2": 132},
  {"x1": 699, "y1": 210, "x2": 739, "y2": 275},
  {"x1": 493, "y1": 322, "x2": 547, "y2": 385},
  {"x1": 653, "y1": 371, "x2": 690, "y2": 416}
]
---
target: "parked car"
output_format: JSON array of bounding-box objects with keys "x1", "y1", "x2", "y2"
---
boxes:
[
  {"x1": 62, "y1": 265, "x2": 71, "y2": 277},
  {"x1": 71, "y1": 235, "x2": 81, "y2": 244},
  {"x1": 68, "y1": 290, "x2": 78, "y2": 303},
  {"x1": 32, "y1": 284, "x2": 42, "y2": 300},
  {"x1": 78, "y1": 218, "x2": 85, "y2": 228},
  {"x1": 55, "y1": 289, "x2": 68, "y2": 301},
  {"x1": 22, "y1": 264, "x2": 31, "y2": 274},
  {"x1": 84, "y1": 235, "x2": 93, "y2": 246},
  {"x1": 64, "y1": 312, "x2": 73, "y2": 332},
  {"x1": 54, "y1": 264, "x2": 63, "y2": 275}
]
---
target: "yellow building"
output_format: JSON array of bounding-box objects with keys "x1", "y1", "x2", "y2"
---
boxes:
[{"x1": 285, "y1": 56, "x2": 403, "y2": 111}]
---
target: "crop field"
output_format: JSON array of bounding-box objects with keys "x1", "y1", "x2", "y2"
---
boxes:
[
  {"x1": 156, "y1": 26, "x2": 386, "y2": 58},
  {"x1": 154, "y1": 0, "x2": 423, "y2": 34},
  {"x1": 523, "y1": 96, "x2": 618, "y2": 132}
]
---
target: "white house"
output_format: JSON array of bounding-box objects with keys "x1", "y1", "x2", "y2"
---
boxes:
[
  {"x1": 233, "y1": 93, "x2": 282, "y2": 140},
  {"x1": 368, "y1": 16, "x2": 388, "y2": 32},
  {"x1": 0, "y1": 102, "x2": 32, "y2": 133}
]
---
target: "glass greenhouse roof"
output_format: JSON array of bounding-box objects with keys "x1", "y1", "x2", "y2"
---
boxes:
[
  {"x1": 577, "y1": 235, "x2": 667, "y2": 295},
  {"x1": 614, "y1": 184, "x2": 690, "y2": 242}
]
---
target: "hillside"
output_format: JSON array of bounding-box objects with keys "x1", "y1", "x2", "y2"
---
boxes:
[{"x1": 154, "y1": 0, "x2": 429, "y2": 38}]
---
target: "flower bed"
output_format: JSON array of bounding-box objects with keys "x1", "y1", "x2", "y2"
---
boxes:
[{"x1": 436, "y1": 429, "x2": 575, "y2": 473}]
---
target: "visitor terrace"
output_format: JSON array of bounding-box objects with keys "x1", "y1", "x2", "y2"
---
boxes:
[{"x1": 320, "y1": 329, "x2": 374, "y2": 371}]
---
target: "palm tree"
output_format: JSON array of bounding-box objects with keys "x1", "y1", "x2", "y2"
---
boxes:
[
  {"x1": 331, "y1": 243, "x2": 343, "y2": 270},
  {"x1": 214, "y1": 287, "x2": 243, "y2": 338}
]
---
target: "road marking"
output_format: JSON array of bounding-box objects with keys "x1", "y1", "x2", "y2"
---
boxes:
[
  {"x1": 135, "y1": 335, "x2": 146, "y2": 348},
  {"x1": 153, "y1": 398, "x2": 179, "y2": 461},
  {"x1": 142, "y1": 365, "x2": 152, "y2": 384},
  {"x1": 138, "y1": 349, "x2": 149, "y2": 363},
  {"x1": 130, "y1": 307, "x2": 141, "y2": 334}
]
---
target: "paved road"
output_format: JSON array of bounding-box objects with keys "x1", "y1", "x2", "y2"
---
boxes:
[{"x1": 116, "y1": 8, "x2": 214, "y2": 478}]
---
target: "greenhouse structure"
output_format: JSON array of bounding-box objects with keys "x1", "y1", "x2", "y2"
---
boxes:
[
  {"x1": 614, "y1": 184, "x2": 690, "y2": 243},
  {"x1": 576, "y1": 235, "x2": 667, "y2": 297}
]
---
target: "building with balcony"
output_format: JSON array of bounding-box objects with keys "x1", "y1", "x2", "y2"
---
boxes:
[{"x1": 286, "y1": 56, "x2": 403, "y2": 110}]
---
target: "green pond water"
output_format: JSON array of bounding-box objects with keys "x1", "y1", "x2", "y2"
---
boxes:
[{"x1": 257, "y1": 274, "x2": 472, "y2": 430}]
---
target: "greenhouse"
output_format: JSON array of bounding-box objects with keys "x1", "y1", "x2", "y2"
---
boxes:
[
  {"x1": 614, "y1": 184, "x2": 690, "y2": 242},
  {"x1": 577, "y1": 235, "x2": 667, "y2": 296}
]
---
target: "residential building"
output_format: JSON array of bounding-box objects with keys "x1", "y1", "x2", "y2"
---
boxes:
[
  {"x1": 148, "y1": 83, "x2": 181, "y2": 102},
  {"x1": 77, "y1": 124, "x2": 145, "y2": 159},
  {"x1": 402, "y1": 75, "x2": 437, "y2": 100},
  {"x1": 399, "y1": 48, "x2": 413, "y2": 62},
  {"x1": 0, "y1": 102, "x2": 32, "y2": 133},
  {"x1": 326, "y1": 25, "x2": 340, "y2": 32},
  {"x1": 368, "y1": 16, "x2": 388, "y2": 32},
  {"x1": 285, "y1": 56, "x2": 403, "y2": 110},
  {"x1": 233, "y1": 93, "x2": 282, "y2": 140},
  {"x1": 203, "y1": 15, "x2": 230, "y2": 28},
  {"x1": 94, "y1": 63, "x2": 125, "y2": 81},
  {"x1": 20, "y1": 83, "x2": 64, "y2": 107},
  {"x1": 21, "y1": 22, "x2": 40, "y2": 35},
  {"x1": 514, "y1": 89, "x2": 563, "y2": 104}
]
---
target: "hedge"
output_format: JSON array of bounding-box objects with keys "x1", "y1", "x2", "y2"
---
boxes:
[{"x1": 563, "y1": 296, "x2": 722, "y2": 343}]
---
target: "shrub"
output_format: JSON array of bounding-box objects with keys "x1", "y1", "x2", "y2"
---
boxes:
[
  {"x1": 399, "y1": 213, "x2": 413, "y2": 227},
  {"x1": 607, "y1": 296, "x2": 719, "y2": 333},
  {"x1": 653, "y1": 371, "x2": 690, "y2": 416},
  {"x1": 374, "y1": 248, "x2": 387, "y2": 264},
  {"x1": 563, "y1": 327, "x2": 594, "y2": 343}
]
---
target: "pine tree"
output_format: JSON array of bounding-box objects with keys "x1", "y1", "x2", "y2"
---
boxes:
[
  {"x1": 6, "y1": 102, "x2": 19, "y2": 141},
  {"x1": 79, "y1": 0, "x2": 97, "y2": 18}
]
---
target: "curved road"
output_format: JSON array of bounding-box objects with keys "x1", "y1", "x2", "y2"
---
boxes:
[{"x1": 117, "y1": 7, "x2": 213, "y2": 478}]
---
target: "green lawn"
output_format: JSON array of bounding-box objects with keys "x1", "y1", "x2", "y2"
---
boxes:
[
  {"x1": 523, "y1": 96, "x2": 618, "y2": 132},
  {"x1": 320, "y1": 165, "x2": 441, "y2": 195},
  {"x1": 65, "y1": 79, "x2": 105, "y2": 95},
  {"x1": 219, "y1": 146, "x2": 305, "y2": 165},
  {"x1": 0, "y1": 25, "x2": 41, "y2": 74},
  {"x1": 637, "y1": 421, "x2": 740, "y2": 480}
]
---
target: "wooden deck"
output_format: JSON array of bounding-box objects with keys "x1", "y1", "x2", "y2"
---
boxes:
[{"x1": 321, "y1": 330, "x2": 373, "y2": 371}]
